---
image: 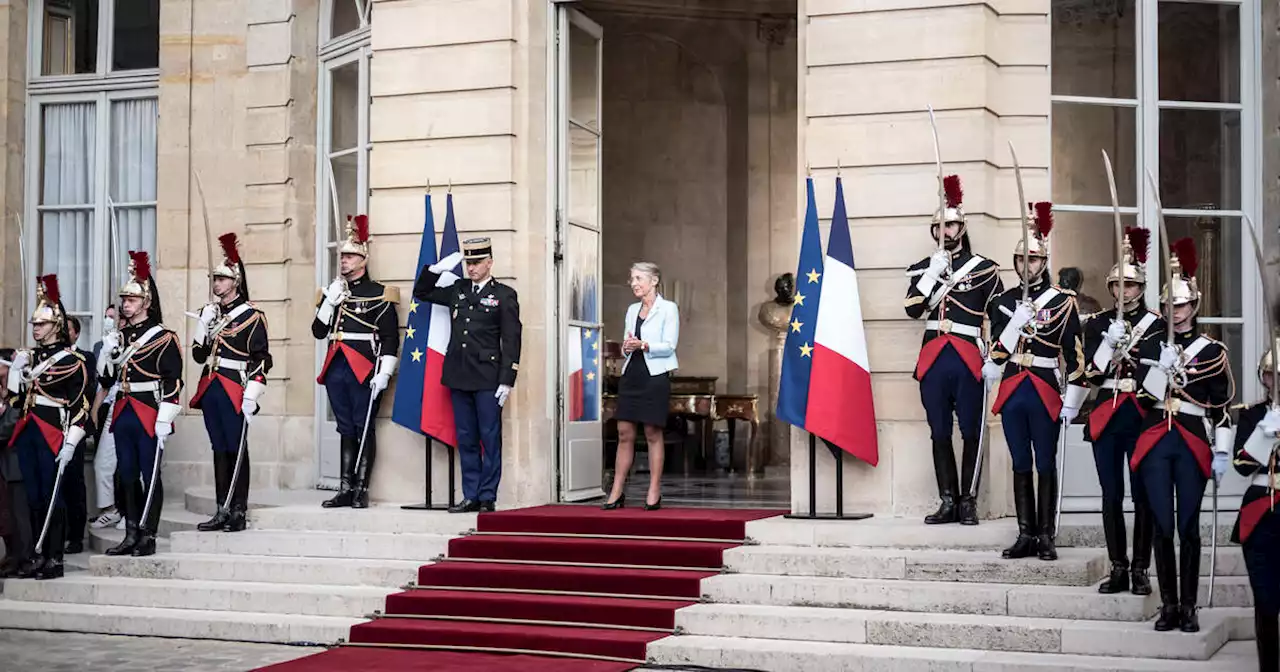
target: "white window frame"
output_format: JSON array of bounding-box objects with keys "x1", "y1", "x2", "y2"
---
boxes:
[
  {"x1": 1050, "y1": 0, "x2": 1263, "y2": 400},
  {"x1": 24, "y1": 0, "x2": 159, "y2": 345}
]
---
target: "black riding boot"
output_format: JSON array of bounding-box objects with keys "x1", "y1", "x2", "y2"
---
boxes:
[
  {"x1": 17, "y1": 506, "x2": 44, "y2": 578},
  {"x1": 36, "y1": 508, "x2": 65, "y2": 580},
  {"x1": 1003, "y1": 472, "x2": 1038, "y2": 559},
  {"x1": 197, "y1": 452, "x2": 231, "y2": 532},
  {"x1": 105, "y1": 482, "x2": 141, "y2": 557},
  {"x1": 1036, "y1": 470, "x2": 1059, "y2": 561},
  {"x1": 924, "y1": 439, "x2": 959, "y2": 525},
  {"x1": 133, "y1": 478, "x2": 162, "y2": 557},
  {"x1": 1179, "y1": 535, "x2": 1201, "y2": 632},
  {"x1": 322, "y1": 437, "x2": 357, "y2": 508},
  {"x1": 1097, "y1": 500, "x2": 1130, "y2": 593},
  {"x1": 1255, "y1": 609, "x2": 1279, "y2": 672},
  {"x1": 352, "y1": 429, "x2": 377, "y2": 509},
  {"x1": 957, "y1": 437, "x2": 980, "y2": 526},
  {"x1": 1153, "y1": 533, "x2": 1181, "y2": 631},
  {"x1": 223, "y1": 449, "x2": 250, "y2": 532},
  {"x1": 1130, "y1": 501, "x2": 1154, "y2": 595}
]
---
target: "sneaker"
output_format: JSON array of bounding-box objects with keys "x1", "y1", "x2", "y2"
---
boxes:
[
  {"x1": 115, "y1": 517, "x2": 126, "y2": 531},
  {"x1": 91, "y1": 509, "x2": 122, "y2": 529}
]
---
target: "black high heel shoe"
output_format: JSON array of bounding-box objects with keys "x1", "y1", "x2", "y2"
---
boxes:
[
  {"x1": 601, "y1": 495, "x2": 626, "y2": 510},
  {"x1": 644, "y1": 497, "x2": 662, "y2": 511}
]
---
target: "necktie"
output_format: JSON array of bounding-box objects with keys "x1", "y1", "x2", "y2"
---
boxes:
[{"x1": 473, "y1": 284, "x2": 481, "y2": 295}]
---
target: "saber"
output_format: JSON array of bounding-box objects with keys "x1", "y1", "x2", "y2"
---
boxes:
[
  {"x1": 927, "y1": 105, "x2": 946, "y2": 252},
  {"x1": 193, "y1": 171, "x2": 216, "y2": 302},
  {"x1": 140, "y1": 436, "x2": 167, "y2": 532},
  {"x1": 16, "y1": 212, "x2": 27, "y2": 334},
  {"x1": 353, "y1": 343, "x2": 383, "y2": 485},
  {"x1": 221, "y1": 418, "x2": 251, "y2": 515},
  {"x1": 1209, "y1": 476, "x2": 1219, "y2": 607},
  {"x1": 1145, "y1": 170, "x2": 1175, "y2": 349},
  {"x1": 1102, "y1": 151, "x2": 1127, "y2": 409},
  {"x1": 969, "y1": 379, "x2": 992, "y2": 498},
  {"x1": 1244, "y1": 215, "x2": 1279, "y2": 408},
  {"x1": 34, "y1": 461, "x2": 69, "y2": 555},
  {"x1": 1055, "y1": 419, "x2": 1068, "y2": 534},
  {"x1": 1009, "y1": 141, "x2": 1031, "y2": 304}
]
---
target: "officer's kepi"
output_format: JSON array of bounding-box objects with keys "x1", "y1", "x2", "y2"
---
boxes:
[{"x1": 462, "y1": 237, "x2": 492, "y2": 261}]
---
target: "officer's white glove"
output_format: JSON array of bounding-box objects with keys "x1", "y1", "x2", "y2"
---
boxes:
[
  {"x1": 1211, "y1": 451, "x2": 1230, "y2": 484},
  {"x1": 1104, "y1": 319, "x2": 1128, "y2": 348},
  {"x1": 316, "y1": 279, "x2": 347, "y2": 325},
  {"x1": 429, "y1": 252, "x2": 464, "y2": 275},
  {"x1": 155, "y1": 402, "x2": 180, "y2": 439},
  {"x1": 57, "y1": 426, "x2": 85, "y2": 469},
  {"x1": 1260, "y1": 408, "x2": 1280, "y2": 438},
  {"x1": 982, "y1": 359, "x2": 1003, "y2": 385},
  {"x1": 1060, "y1": 405, "x2": 1080, "y2": 423},
  {"x1": 56, "y1": 442, "x2": 75, "y2": 468},
  {"x1": 495, "y1": 384, "x2": 512, "y2": 408},
  {"x1": 1010, "y1": 302, "x2": 1037, "y2": 331},
  {"x1": 194, "y1": 302, "x2": 218, "y2": 345},
  {"x1": 1060, "y1": 385, "x2": 1088, "y2": 424},
  {"x1": 1158, "y1": 342, "x2": 1181, "y2": 373},
  {"x1": 10, "y1": 350, "x2": 30, "y2": 373},
  {"x1": 925, "y1": 250, "x2": 950, "y2": 280},
  {"x1": 369, "y1": 372, "x2": 391, "y2": 396},
  {"x1": 242, "y1": 380, "x2": 266, "y2": 423}
]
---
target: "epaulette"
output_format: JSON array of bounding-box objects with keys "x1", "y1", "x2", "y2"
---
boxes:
[
  {"x1": 1056, "y1": 286, "x2": 1077, "y2": 296},
  {"x1": 383, "y1": 286, "x2": 400, "y2": 303}
]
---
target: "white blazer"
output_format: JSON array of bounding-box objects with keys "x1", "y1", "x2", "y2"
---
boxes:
[{"x1": 622, "y1": 295, "x2": 680, "y2": 376}]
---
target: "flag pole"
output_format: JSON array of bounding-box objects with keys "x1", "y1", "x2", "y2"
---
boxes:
[
  {"x1": 784, "y1": 432, "x2": 872, "y2": 521},
  {"x1": 401, "y1": 438, "x2": 457, "y2": 511}
]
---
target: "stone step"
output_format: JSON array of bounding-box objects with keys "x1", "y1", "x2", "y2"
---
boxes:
[
  {"x1": 5, "y1": 574, "x2": 392, "y2": 618},
  {"x1": 87, "y1": 527, "x2": 172, "y2": 555},
  {"x1": 649, "y1": 635, "x2": 1252, "y2": 672},
  {"x1": 184, "y1": 487, "x2": 329, "y2": 517},
  {"x1": 158, "y1": 508, "x2": 210, "y2": 536},
  {"x1": 702, "y1": 573, "x2": 1157, "y2": 621},
  {"x1": 168, "y1": 529, "x2": 451, "y2": 561},
  {"x1": 0, "y1": 600, "x2": 358, "y2": 646},
  {"x1": 1058, "y1": 513, "x2": 1239, "y2": 549},
  {"x1": 674, "y1": 603, "x2": 1229, "y2": 661},
  {"x1": 90, "y1": 552, "x2": 424, "y2": 588},
  {"x1": 745, "y1": 517, "x2": 1017, "y2": 550},
  {"x1": 725, "y1": 546, "x2": 1108, "y2": 586},
  {"x1": 248, "y1": 505, "x2": 477, "y2": 536}
]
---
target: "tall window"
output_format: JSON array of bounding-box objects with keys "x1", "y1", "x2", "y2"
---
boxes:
[
  {"x1": 1051, "y1": 0, "x2": 1260, "y2": 397},
  {"x1": 27, "y1": 0, "x2": 159, "y2": 347}
]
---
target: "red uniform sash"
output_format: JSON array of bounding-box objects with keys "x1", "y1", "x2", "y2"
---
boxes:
[
  {"x1": 6, "y1": 414, "x2": 64, "y2": 455},
  {"x1": 1238, "y1": 490, "x2": 1280, "y2": 544},
  {"x1": 189, "y1": 372, "x2": 246, "y2": 412},
  {"x1": 317, "y1": 343, "x2": 375, "y2": 385},
  {"x1": 991, "y1": 371, "x2": 1062, "y2": 418},
  {"x1": 112, "y1": 396, "x2": 160, "y2": 439},
  {"x1": 1086, "y1": 393, "x2": 1143, "y2": 441},
  {"x1": 915, "y1": 336, "x2": 983, "y2": 381},
  {"x1": 1131, "y1": 418, "x2": 1212, "y2": 479}
]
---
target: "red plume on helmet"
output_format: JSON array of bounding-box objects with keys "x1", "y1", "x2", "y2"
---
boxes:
[
  {"x1": 1172, "y1": 237, "x2": 1199, "y2": 278},
  {"x1": 943, "y1": 175, "x2": 963, "y2": 209},
  {"x1": 218, "y1": 232, "x2": 241, "y2": 264},
  {"x1": 1032, "y1": 202, "x2": 1053, "y2": 238},
  {"x1": 1124, "y1": 227, "x2": 1150, "y2": 264},
  {"x1": 129, "y1": 251, "x2": 152, "y2": 281},
  {"x1": 352, "y1": 214, "x2": 370, "y2": 243},
  {"x1": 40, "y1": 274, "x2": 60, "y2": 305}
]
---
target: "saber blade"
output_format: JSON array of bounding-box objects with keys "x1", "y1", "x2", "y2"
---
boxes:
[
  {"x1": 1009, "y1": 141, "x2": 1031, "y2": 304},
  {"x1": 928, "y1": 105, "x2": 946, "y2": 252}
]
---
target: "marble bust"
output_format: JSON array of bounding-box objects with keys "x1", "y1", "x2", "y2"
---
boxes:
[{"x1": 758, "y1": 273, "x2": 795, "y2": 333}]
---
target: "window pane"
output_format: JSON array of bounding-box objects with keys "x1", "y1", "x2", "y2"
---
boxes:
[
  {"x1": 1158, "y1": 2, "x2": 1239, "y2": 103},
  {"x1": 111, "y1": 0, "x2": 158, "y2": 70},
  {"x1": 40, "y1": 210, "x2": 93, "y2": 313},
  {"x1": 1048, "y1": 211, "x2": 1138, "y2": 308},
  {"x1": 1157, "y1": 215, "x2": 1242, "y2": 319},
  {"x1": 568, "y1": 125, "x2": 599, "y2": 228},
  {"x1": 110, "y1": 98, "x2": 157, "y2": 202},
  {"x1": 568, "y1": 225, "x2": 599, "y2": 323},
  {"x1": 41, "y1": 102, "x2": 96, "y2": 206},
  {"x1": 109, "y1": 206, "x2": 156, "y2": 293},
  {"x1": 331, "y1": 0, "x2": 363, "y2": 40},
  {"x1": 1159, "y1": 109, "x2": 1240, "y2": 211},
  {"x1": 569, "y1": 21, "x2": 600, "y2": 131},
  {"x1": 1051, "y1": 103, "x2": 1136, "y2": 207},
  {"x1": 1051, "y1": 0, "x2": 1136, "y2": 99},
  {"x1": 42, "y1": 0, "x2": 98, "y2": 76},
  {"x1": 329, "y1": 61, "x2": 360, "y2": 153},
  {"x1": 330, "y1": 152, "x2": 359, "y2": 223}
]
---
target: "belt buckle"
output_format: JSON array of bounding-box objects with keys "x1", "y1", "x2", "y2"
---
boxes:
[
  {"x1": 1014, "y1": 353, "x2": 1032, "y2": 367},
  {"x1": 938, "y1": 319, "x2": 953, "y2": 334},
  {"x1": 335, "y1": 332, "x2": 344, "y2": 342},
  {"x1": 1119, "y1": 379, "x2": 1135, "y2": 393},
  {"x1": 1168, "y1": 398, "x2": 1181, "y2": 414}
]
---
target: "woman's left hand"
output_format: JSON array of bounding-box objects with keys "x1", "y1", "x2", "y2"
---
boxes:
[{"x1": 623, "y1": 338, "x2": 642, "y2": 353}]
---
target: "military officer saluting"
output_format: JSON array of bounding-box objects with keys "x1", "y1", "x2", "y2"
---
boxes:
[
  {"x1": 414, "y1": 237, "x2": 522, "y2": 513},
  {"x1": 905, "y1": 175, "x2": 1004, "y2": 526},
  {"x1": 99, "y1": 252, "x2": 184, "y2": 558},
  {"x1": 987, "y1": 203, "x2": 1087, "y2": 562},
  {"x1": 6, "y1": 275, "x2": 90, "y2": 579},
  {"x1": 313, "y1": 215, "x2": 400, "y2": 509},
  {"x1": 189, "y1": 233, "x2": 271, "y2": 532},
  {"x1": 1081, "y1": 227, "x2": 1164, "y2": 597}
]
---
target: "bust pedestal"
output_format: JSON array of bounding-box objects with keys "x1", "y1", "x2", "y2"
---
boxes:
[{"x1": 757, "y1": 298, "x2": 791, "y2": 475}]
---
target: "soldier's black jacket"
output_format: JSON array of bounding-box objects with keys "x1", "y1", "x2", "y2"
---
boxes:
[
  {"x1": 1081, "y1": 304, "x2": 1166, "y2": 440},
  {"x1": 988, "y1": 272, "x2": 1085, "y2": 414},
  {"x1": 311, "y1": 273, "x2": 401, "y2": 384},
  {"x1": 8, "y1": 341, "x2": 90, "y2": 451},
  {"x1": 1230, "y1": 402, "x2": 1278, "y2": 544},
  {"x1": 191, "y1": 294, "x2": 272, "y2": 408},
  {"x1": 101, "y1": 316, "x2": 184, "y2": 435},
  {"x1": 413, "y1": 270, "x2": 522, "y2": 392},
  {"x1": 903, "y1": 247, "x2": 1003, "y2": 380}
]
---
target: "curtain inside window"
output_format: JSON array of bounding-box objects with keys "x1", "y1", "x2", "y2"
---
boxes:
[
  {"x1": 109, "y1": 97, "x2": 157, "y2": 293},
  {"x1": 40, "y1": 102, "x2": 95, "y2": 314}
]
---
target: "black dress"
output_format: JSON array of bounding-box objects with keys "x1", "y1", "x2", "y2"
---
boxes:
[{"x1": 614, "y1": 314, "x2": 671, "y2": 428}]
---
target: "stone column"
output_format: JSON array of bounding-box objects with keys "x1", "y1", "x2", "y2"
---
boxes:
[
  {"x1": 757, "y1": 273, "x2": 794, "y2": 475},
  {"x1": 0, "y1": 0, "x2": 27, "y2": 347}
]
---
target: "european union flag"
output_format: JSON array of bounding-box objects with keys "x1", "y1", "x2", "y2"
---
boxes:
[
  {"x1": 776, "y1": 177, "x2": 825, "y2": 429},
  {"x1": 391, "y1": 194, "x2": 438, "y2": 436}
]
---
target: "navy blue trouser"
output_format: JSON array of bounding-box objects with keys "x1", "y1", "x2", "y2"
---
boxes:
[
  {"x1": 919, "y1": 346, "x2": 984, "y2": 442},
  {"x1": 324, "y1": 356, "x2": 375, "y2": 440},
  {"x1": 1137, "y1": 431, "x2": 1207, "y2": 540},
  {"x1": 1245, "y1": 513, "x2": 1280, "y2": 615},
  {"x1": 14, "y1": 423, "x2": 61, "y2": 517},
  {"x1": 201, "y1": 381, "x2": 245, "y2": 454},
  {"x1": 1000, "y1": 378, "x2": 1059, "y2": 474},
  {"x1": 452, "y1": 389, "x2": 503, "y2": 502},
  {"x1": 113, "y1": 406, "x2": 159, "y2": 488},
  {"x1": 1091, "y1": 402, "x2": 1147, "y2": 507}
]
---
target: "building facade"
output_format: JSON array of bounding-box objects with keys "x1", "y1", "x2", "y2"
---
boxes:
[{"x1": 0, "y1": 0, "x2": 1275, "y2": 514}]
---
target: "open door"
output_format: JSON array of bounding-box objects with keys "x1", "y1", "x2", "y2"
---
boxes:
[{"x1": 556, "y1": 6, "x2": 604, "y2": 501}]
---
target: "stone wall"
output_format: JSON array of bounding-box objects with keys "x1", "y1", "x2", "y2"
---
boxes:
[
  {"x1": 0, "y1": 0, "x2": 26, "y2": 348},
  {"x1": 1265, "y1": 0, "x2": 1279, "y2": 268}
]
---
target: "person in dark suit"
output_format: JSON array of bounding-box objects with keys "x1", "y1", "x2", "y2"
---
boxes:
[
  {"x1": 0, "y1": 348, "x2": 26, "y2": 576},
  {"x1": 63, "y1": 316, "x2": 96, "y2": 554},
  {"x1": 414, "y1": 237, "x2": 522, "y2": 514}
]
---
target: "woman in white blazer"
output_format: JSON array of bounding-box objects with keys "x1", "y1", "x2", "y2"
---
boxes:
[{"x1": 604, "y1": 262, "x2": 679, "y2": 511}]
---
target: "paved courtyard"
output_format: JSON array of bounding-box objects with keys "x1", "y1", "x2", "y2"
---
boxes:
[{"x1": 0, "y1": 630, "x2": 321, "y2": 671}]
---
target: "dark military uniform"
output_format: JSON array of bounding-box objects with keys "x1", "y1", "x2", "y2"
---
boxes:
[
  {"x1": 1230, "y1": 401, "x2": 1280, "y2": 670},
  {"x1": 414, "y1": 239, "x2": 522, "y2": 510}
]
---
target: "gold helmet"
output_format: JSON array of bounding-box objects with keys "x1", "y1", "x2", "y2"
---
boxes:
[
  {"x1": 29, "y1": 274, "x2": 66, "y2": 328},
  {"x1": 1260, "y1": 338, "x2": 1278, "y2": 383},
  {"x1": 1012, "y1": 201, "x2": 1053, "y2": 259},
  {"x1": 1160, "y1": 237, "x2": 1201, "y2": 307},
  {"x1": 119, "y1": 251, "x2": 153, "y2": 303},
  {"x1": 931, "y1": 174, "x2": 966, "y2": 226},
  {"x1": 212, "y1": 232, "x2": 243, "y2": 285},
  {"x1": 1107, "y1": 226, "x2": 1149, "y2": 286},
  {"x1": 338, "y1": 214, "x2": 371, "y2": 258}
]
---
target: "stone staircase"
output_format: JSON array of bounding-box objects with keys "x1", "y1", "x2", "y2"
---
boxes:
[
  {"x1": 0, "y1": 488, "x2": 475, "y2": 646},
  {"x1": 649, "y1": 514, "x2": 1258, "y2": 671}
]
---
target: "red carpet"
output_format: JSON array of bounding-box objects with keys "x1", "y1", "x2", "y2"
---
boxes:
[{"x1": 255, "y1": 504, "x2": 781, "y2": 671}]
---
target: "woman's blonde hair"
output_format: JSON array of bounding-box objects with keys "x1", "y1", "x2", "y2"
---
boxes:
[{"x1": 630, "y1": 262, "x2": 662, "y2": 293}]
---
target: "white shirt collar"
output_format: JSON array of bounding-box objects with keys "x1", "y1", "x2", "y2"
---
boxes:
[{"x1": 472, "y1": 277, "x2": 492, "y2": 293}]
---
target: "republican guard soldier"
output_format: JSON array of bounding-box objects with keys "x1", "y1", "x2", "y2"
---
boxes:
[
  {"x1": 6, "y1": 275, "x2": 90, "y2": 579},
  {"x1": 99, "y1": 252, "x2": 183, "y2": 558},
  {"x1": 904, "y1": 175, "x2": 1003, "y2": 525},
  {"x1": 1133, "y1": 238, "x2": 1234, "y2": 633},
  {"x1": 1230, "y1": 341, "x2": 1280, "y2": 671},
  {"x1": 189, "y1": 233, "x2": 271, "y2": 532},
  {"x1": 414, "y1": 237, "x2": 522, "y2": 513},
  {"x1": 987, "y1": 203, "x2": 1087, "y2": 562},
  {"x1": 313, "y1": 215, "x2": 400, "y2": 509},
  {"x1": 1081, "y1": 227, "x2": 1163, "y2": 596}
]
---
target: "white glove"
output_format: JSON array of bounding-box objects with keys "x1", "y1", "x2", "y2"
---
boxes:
[
  {"x1": 57, "y1": 442, "x2": 75, "y2": 467},
  {"x1": 429, "y1": 252, "x2": 464, "y2": 275},
  {"x1": 155, "y1": 401, "x2": 180, "y2": 438},
  {"x1": 495, "y1": 384, "x2": 512, "y2": 408},
  {"x1": 1060, "y1": 405, "x2": 1080, "y2": 423},
  {"x1": 10, "y1": 350, "x2": 30, "y2": 373},
  {"x1": 194, "y1": 302, "x2": 217, "y2": 344},
  {"x1": 1211, "y1": 451, "x2": 1230, "y2": 483},
  {"x1": 323, "y1": 278, "x2": 347, "y2": 307},
  {"x1": 926, "y1": 250, "x2": 950, "y2": 280},
  {"x1": 242, "y1": 380, "x2": 266, "y2": 422},
  {"x1": 369, "y1": 372, "x2": 390, "y2": 395},
  {"x1": 1260, "y1": 408, "x2": 1280, "y2": 438},
  {"x1": 1158, "y1": 342, "x2": 1181, "y2": 373},
  {"x1": 1010, "y1": 302, "x2": 1037, "y2": 331},
  {"x1": 1104, "y1": 320, "x2": 1128, "y2": 348},
  {"x1": 982, "y1": 359, "x2": 1003, "y2": 385},
  {"x1": 57, "y1": 426, "x2": 85, "y2": 469},
  {"x1": 1060, "y1": 385, "x2": 1088, "y2": 423}
]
